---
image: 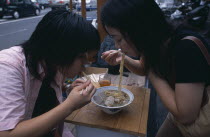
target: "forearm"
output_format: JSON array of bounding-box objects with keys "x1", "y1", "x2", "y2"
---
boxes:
[
  {"x1": 124, "y1": 56, "x2": 146, "y2": 76},
  {"x1": 148, "y1": 72, "x2": 179, "y2": 118},
  {"x1": 1, "y1": 100, "x2": 74, "y2": 137}
]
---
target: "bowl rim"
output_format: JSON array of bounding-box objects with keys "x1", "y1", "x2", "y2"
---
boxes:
[{"x1": 91, "y1": 86, "x2": 134, "y2": 109}]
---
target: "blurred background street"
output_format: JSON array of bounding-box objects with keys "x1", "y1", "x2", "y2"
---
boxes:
[{"x1": 0, "y1": 8, "x2": 97, "y2": 50}]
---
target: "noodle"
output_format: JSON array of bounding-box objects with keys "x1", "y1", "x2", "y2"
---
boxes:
[
  {"x1": 118, "y1": 53, "x2": 125, "y2": 92},
  {"x1": 98, "y1": 52, "x2": 130, "y2": 107},
  {"x1": 103, "y1": 90, "x2": 129, "y2": 107}
]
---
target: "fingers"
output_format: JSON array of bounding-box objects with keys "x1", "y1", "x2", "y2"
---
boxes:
[
  {"x1": 74, "y1": 79, "x2": 86, "y2": 83},
  {"x1": 116, "y1": 57, "x2": 122, "y2": 64},
  {"x1": 82, "y1": 83, "x2": 94, "y2": 96},
  {"x1": 74, "y1": 83, "x2": 83, "y2": 87},
  {"x1": 101, "y1": 50, "x2": 117, "y2": 60},
  {"x1": 102, "y1": 50, "x2": 116, "y2": 56},
  {"x1": 102, "y1": 52, "x2": 120, "y2": 65},
  {"x1": 90, "y1": 87, "x2": 96, "y2": 97},
  {"x1": 71, "y1": 79, "x2": 86, "y2": 88},
  {"x1": 105, "y1": 52, "x2": 118, "y2": 62},
  {"x1": 73, "y1": 79, "x2": 96, "y2": 100},
  {"x1": 72, "y1": 79, "x2": 86, "y2": 86},
  {"x1": 75, "y1": 80, "x2": 91, "y2": 91}
]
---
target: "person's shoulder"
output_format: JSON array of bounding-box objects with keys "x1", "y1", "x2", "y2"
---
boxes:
[
  {"x1": 175, "y1": 28, "x2": 209, "y2": 46},
  {"x1": 174, "y1": 29, "x2": 209, "y2": 52},
  {"x1": 175, "y1": 35, "x2": 209, "y2": 69},
  {"x1": 175, "y1": 38, "x2": 206, "y2": 62},
  {"x1": 0, "y1": 46, "x2": 25, "y2": 68}
]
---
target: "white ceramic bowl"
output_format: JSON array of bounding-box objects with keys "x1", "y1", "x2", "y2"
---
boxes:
[{"x1": 91, "y1": 86, "x2": 134, "y2": 114}]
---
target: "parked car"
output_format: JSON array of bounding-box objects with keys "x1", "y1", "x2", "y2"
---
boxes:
[
  {"x1": 0, "y1": 0, "x2": 40, "y2": 19},
  {"x1": 49, "y1": 0, "x2": 77, "y2": 10},
  {"x1": 31, "y1": 0, "x2": 40, "y2": 8},
  {"x1": 37, "y1": 0, "x2": 49, "y2": 9},
  {"x1": 72, "y1": 0, "x2": 77, "y2": 9},
  {"x1": 50, "y1": 0, "x2": 66, "y2": 10},
  {"x1": 76, "y1": 0, "x2": 97, "y2": 11}
]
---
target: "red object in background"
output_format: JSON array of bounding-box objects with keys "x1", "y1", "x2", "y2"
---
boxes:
[
  {"x1": 6, "y1": 0, "x2": 10, "y2": 5},
  {"x1": 58, "y1": 0, "x2": 64, "y2": 4}
]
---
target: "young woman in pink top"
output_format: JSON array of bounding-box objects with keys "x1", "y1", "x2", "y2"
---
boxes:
[{"x1": 0, "y1": 9, "x2": 100, "y2": 137}]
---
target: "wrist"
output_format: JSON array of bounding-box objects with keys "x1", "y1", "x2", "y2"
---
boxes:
[
  {"x1": 124, "y1": 55, "x2": 129, "y2": 65},
  {"x1": 148, "y1": 71, "x2": 154, "y2": 80},
  {"x1": 148, "y1": 71, "x2": 160, "y2": 84},
  {"x1": 62, "y1": 99, "x2": 75, "y2": 115}
]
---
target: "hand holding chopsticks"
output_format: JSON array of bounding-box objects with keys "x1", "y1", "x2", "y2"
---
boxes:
[
  {"x1": 101, "y1": 49, "x2": 123, "y2": 66},
  {"x1": 65, "y1": 80, "x2": 96, "y2": 111}
]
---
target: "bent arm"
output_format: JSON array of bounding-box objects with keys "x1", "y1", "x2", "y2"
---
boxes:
[
  {"x1": 0, "y1": 100, "x2": 74, "y2": 137},
  {"x1": 101, "y1": 50, "x2": 146, "y2": 76},
  {"x1": 124, "y1": 55, "x2": 146, "y2": 76},
  {"x1": 149, "y1": 72, "x2": 204, "y2": 124},
  {"x1": 0, "y1": 80, "x2": 95, "y2": 137},
  {"x1": 0, "y1": 63, "x2": 74, "y2": 137}
]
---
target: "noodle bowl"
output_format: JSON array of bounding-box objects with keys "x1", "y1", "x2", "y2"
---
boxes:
[{"x1": 91, "y1": 86, "x2": 134, "y2": 114}]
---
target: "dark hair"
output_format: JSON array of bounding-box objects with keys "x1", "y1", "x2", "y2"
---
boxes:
[
  {"x1": 22, "y1": 9, "x2": 100, "y2": 83},
  {"x1": 101, "y1": 0, "x2": 175, "y2": 85}
]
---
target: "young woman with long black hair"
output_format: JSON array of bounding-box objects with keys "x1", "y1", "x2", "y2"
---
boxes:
[
  {"x1": 101, "y1": 0, "x2": 210, "y2": 137},
  {"x1": 0, "y1": 9, "x2": 100, "y2": 137}
]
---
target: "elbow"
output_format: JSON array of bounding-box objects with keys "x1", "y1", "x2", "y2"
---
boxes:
[
  {"x1": 176, "y1": 113, "x2": 197, "y2": 125},
  {"x1": 0, "y1": 131, "x2": 11, "y2": 137},
  {"x1": 139, "y1": 70, "x2": 147, "y2": 76},
  {"x1": 136, "y1": 71, "x2": 146, "y2": 76},
  {"x1": 177, "y1": 117, "x2": 196, "y2": 125},
  {"x1": 135, "y1": 68, "x2": 147, "y2": 76}
]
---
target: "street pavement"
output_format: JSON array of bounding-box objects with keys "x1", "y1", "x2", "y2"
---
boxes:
[
  {"x1": 0, "y1": 8, "x2": 51, "y2": 50},
  {"x1": 0, "y1": 8, "x2": 97, "y2": 50}
]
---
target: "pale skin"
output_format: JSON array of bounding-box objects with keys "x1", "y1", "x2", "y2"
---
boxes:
[
  {"x1": 101, "y1": 26, "x2": 204, "y2": 125},
  {"x1": 0, "y1": 52, "x2": 96, "y2": 137}
]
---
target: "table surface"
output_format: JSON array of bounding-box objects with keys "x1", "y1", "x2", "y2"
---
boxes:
[{"x1": 65, "y1": 84, "x2": 150, "y2": 136}]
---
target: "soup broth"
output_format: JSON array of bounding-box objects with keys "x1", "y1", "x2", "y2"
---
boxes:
[{"x1": 101, "y1": 90, "x2": 130, "y2": 107}]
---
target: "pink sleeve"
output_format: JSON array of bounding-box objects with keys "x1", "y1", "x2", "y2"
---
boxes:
[{"x1": 0, "y1": 63, "x2": 26, "y2": 131}]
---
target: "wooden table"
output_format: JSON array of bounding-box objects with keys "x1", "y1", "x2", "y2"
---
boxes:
[{"x1": 65, "y1": 85, "x2": 150, "y2": 137}]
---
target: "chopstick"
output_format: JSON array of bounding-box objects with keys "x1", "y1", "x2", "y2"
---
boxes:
[
  {"x1": 91, "y1": 73, "x2": 97, "y2": 82},
  {"x1": 80, "y1": 87, "x2": 88, "y2": 95},
  {"x1": 110, "y1": 49, "x2": 121, "y2": 55},
  {"x1": 118, "y1": 53, "x2": 125, "y2": 92},
  {"x1": 82, "y1": 71, "x2": 90, "y2": 81},
  {"x1": 82, "y1": 71, "x2": 99, "y2": 88}
]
